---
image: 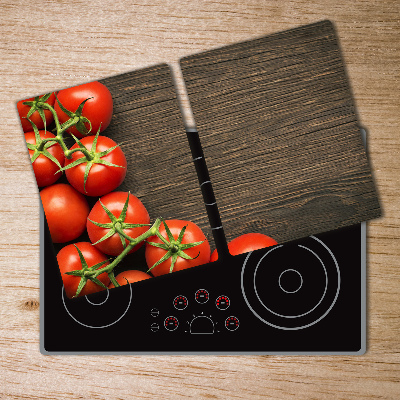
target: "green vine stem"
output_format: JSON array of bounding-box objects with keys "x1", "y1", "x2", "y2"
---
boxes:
[
  {"x1": 65, "y1": 217, "x2": 205, "y2": 298},
  {"x1": 65, "y1": 218, "x2": 164, "y2": 297},
  {"x1": 58, "y1": 129, "x2": 124, "y2": 193},
  {"x1": 24, "y1": 94, "x2": 92, "y2": 158},
  {"x1": 23, "y1": 93, "x2": 205, "y2": 298}
]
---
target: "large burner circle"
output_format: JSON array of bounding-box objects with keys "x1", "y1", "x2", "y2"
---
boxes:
[{"x1": 241, "y1": 236, "x2": 340, "y2": 330}]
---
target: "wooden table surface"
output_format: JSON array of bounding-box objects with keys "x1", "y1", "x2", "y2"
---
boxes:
[{"x1": 0, "y1": 1, "x2": 399, "y2": 399}]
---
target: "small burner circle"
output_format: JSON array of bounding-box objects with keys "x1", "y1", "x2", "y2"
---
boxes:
[
  {"x1": 278, "y1": 269, "x2": 303, "y2": 294},
  {"x1": 85, "y1": 289, "x2": 110, "y2": 305},
  {"x1": 62, "y1": 285, "x2": 133, "y2": 329}
]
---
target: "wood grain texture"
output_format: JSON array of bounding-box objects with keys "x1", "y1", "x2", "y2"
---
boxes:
[
  {"x1": 181, "y1": 20, "x2": 381, "y2": 244},
  {"x1": 99, "y1": 65, "x2": 214, "y2": 247},
  {"x1": 49, "y1": 64, "x2": 215, "y2": 279},
  {"x1": 0, "y1": 0, "x2": 399, "y2": 399}
]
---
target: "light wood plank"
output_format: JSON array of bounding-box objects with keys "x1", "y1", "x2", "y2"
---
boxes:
[{"x1": 0, "y1": 0, "x2": 399, "y2": 399}]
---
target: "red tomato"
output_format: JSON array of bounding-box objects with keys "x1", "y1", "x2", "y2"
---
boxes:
[
  {"x1": 87, "y1": 192, "x2": 150, "y2": 256},
  {"x1": 40, "y1": 183, "x2": 90, "y2": 243},
  {"x1": 57, "y1": 242, "x2": 110, "y2": 298},
  {"x1": 108, "y1": 270, "x2": 152, "y2": 289},
  {"x1": 64, "y1": 135, "x2": 127, "y2": 197},
  {"x1": 145, "y1": 220, "x2": 211, "y2": 277},
  {"x1": 25, "y1": 130, "x2": 65, "y2": 187},
  {"x1": 54, "y1": 81, "x2": 113, "y2": 138},
  {"x1": 210, "y1": 233, "x2": 278, "y2": 261},
  {"x1": 17, "y1": 93, "x2": 56, "y2": 132}
]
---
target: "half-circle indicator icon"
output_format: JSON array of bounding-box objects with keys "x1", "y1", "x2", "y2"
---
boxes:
[{"x1": 189, "y1": 315, "x2": 215, "y2": 334}]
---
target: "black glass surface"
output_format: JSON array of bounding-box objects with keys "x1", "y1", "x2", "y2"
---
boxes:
[{"x1": 42, "y1": 218, "x2": 363, "y2": 354}]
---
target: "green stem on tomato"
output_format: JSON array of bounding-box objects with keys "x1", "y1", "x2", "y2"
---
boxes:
[
  {"x1": 90, "y1": 218, "x2": 163, "y2": 279},
  {"x1": 64, "y1": 145, "x2": 93, "y2": 160},
  {"x1": 56, "y1": 136, "x2": 71, "y2": 155},
  {"x1": 36, "y1": 134, "x2": 67, "y2": 153},
  {"x1": 41, "y1": 102, "x2": 61, "y2": 132},
  {"x1": 41, "y1": 101, "x2": 71, "y2": 130},
  {"x1": 57, "y1": 116, "x2": 81, "y2": 137},
  {"x1": 35, "y1": 115, "x2": 80, "y2": 155},
  {"x1": 41, "y1": 102, "x2": 80, "y2": 136},
  {"x1": 54, "y1": 116, "x2": 81, "y2": 157},
  {"x1": 37, "y1": 101, "x2": 84, "y2": 157},
  {"x1": 25, "y1": 94, "x2": 87, "y2": 157},
  {"x1": 108, "y1": 271, "x2": 120, "y2": 288},
  {"x1": 114, "y1": 225, "x2": 136, "y2": 243}
]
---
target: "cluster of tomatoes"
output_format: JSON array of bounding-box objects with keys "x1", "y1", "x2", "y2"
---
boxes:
[
  {"x1": 18, "y1": 82, "x2": 214, "y2": 298},
  {"x1": 18, "y1": 81, "x2": 278, "y2": 299}
]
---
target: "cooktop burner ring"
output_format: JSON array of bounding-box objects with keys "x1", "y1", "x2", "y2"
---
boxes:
[
  {"x1": 61, "y1": 285, "x2": 133, "y2": 329},
  {"x1": 241, "y1": 235, "x2": 341, "y2": 330},
  {"x1": 278, "y1": 268, "x2": 303, "y2": 294},
  {"x1": 85, "y1": 289, "x2": 110, "y2": 306},
  {"x1": 253, "y1": 243, "x2": 329, "y2": 319}
]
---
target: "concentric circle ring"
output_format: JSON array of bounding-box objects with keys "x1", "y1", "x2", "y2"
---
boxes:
[
  {"x1": 241, "y1": 236, "x2": 340, "y2": 330},
  {"x1": 62, "y1": 285, "x2": 132, "y2": 329}
]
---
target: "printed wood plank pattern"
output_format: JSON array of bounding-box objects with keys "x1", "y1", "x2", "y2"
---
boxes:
[
  {"x1": 181, "y1": 20, "x2": 381, "y2": 244},
  {"x1": 98, "y1": 65, "x2": 214, "y2": 248}
]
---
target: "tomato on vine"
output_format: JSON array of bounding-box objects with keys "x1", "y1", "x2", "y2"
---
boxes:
[
  {"x1": 210, "y1": 233, "x2": 278, "y2": 261},
  {"x1": 108, "y1": 270, "x2": 152, "y2": 289},
  {"x1": 17, "y1": 80, "x2": 227, "y2": 299},
  {"x1": 40, "y1": 183, "x2": 90, "y2": 243},
  {"x1": 57, "y1": 242, "x2": 110, "y2": 298},
  {"x1": 63, "y1": 217, "x2": 165, "y2": 297},
  {"x1": 54, "y1": 81, "x2": 113, "y2": 138},
  {"x1": 25, "y1": 126, "x2": 65, "y2": 187},
  {"x1": 17, "y1": 93, "x2": 56, "y2": 132},
  {"x1": 145, "y1": 220, "x2": 211, "y2": 277},
  {"x1": 87, "y1": 191, "x2": 150, "y2": 256},
  {"x1": 60, "y1": 130, "x2": 127, "y2": 197}
]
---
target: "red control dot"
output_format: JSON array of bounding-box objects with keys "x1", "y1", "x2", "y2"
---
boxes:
[
  {"x1": 195, "y1": 289, "x2": 209, "y2": 304},
  {"x1": 164, "y1": 316, "x2": 179, "y2": 331},
  {"x1": 173, "y1": 295, "x2": 188, "y2": 310},
  {"x1": 225, "y1": 316, "x2": 239, "y2": 331},
  {"x1": 216, "y1": 295, "x2": 230, "y2": 310}
]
